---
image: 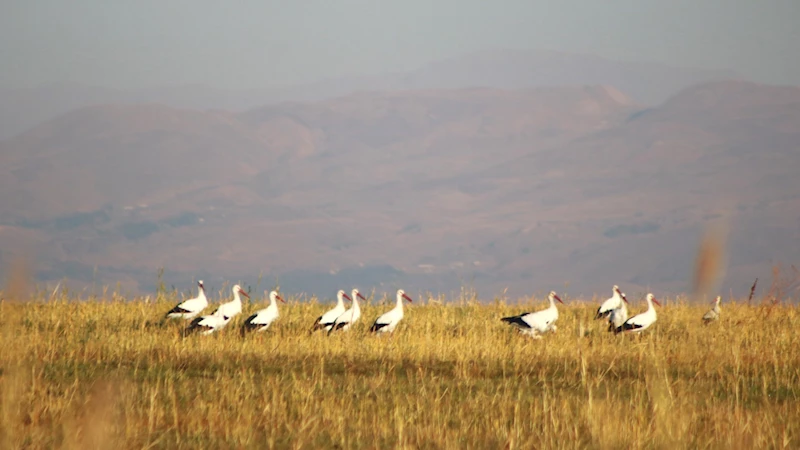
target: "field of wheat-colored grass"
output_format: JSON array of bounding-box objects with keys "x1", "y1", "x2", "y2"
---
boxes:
[{"x1": 1, "y1": 288, "x2": 798, "y2": 450}]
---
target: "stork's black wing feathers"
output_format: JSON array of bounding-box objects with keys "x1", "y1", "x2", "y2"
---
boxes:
[
  {"x1": 243, "y1": 313, "x2": 259, "y2": 328},
  {"x1": 184, "y1": 316, "x2": 209, "y2": 335},
  {"x1": 616, "y1": 321, "x2": 642, "y2": 334},
  {"x1": 310, "y1": 316, "x2": 325, "y2": 331},
  {"x1": 594, "y1": 308, "x2": 611, "y2": 320},
  {"x1": 166, "y1": 304, "x2": 191, "y2": 316},
  {"x1": 240, "y1": 314, "x2": 262, "y2": 336},
  {"x1": 327, "y1": 321, "x2": 349, "y2": 335},
  {"x1": 370, "y1": 321, "x2": 390, "y2": 332},
  {"x1": 501, "y1": 315, "x2": 531, "y2": 329}
]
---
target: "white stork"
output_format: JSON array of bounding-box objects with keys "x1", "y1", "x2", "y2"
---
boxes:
[
  {"x1": 165, "y1": 280, "x2": 207, "y2": 320},
  {"x1": 702, "y1": 295, "x2": 721, "y2": 324},
  {"x1": 615, "y1": 293, "x2": 660, "y2": 334},
  {"x1": 607, "y1": 291, "x2": 629, "y2": 332},
  {"x1": 311, "y1": 290, "x2": 351, "y2": 332},
  {"x1": 501, "y1": 291, "x2": 563, "y2": 339},
  {"x1": 242, "y1": 290, "x2": 285, "y2": 333},
  {"x1": 595, "y1": 285, "x2": 626, "y2": 320},
  {"x1": 369, "y1": 289, "x2": 413, "y2": 333},
  {"x1": 328, "y1": 288, "x2": 366, "y2": 334},
  {"x1": 186, "y1": 284, "x2": 250, "y2": 335}
]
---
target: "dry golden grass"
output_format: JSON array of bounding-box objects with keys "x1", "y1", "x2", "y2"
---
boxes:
[{"x1": 1, "y1": 289, "x2": 799, "y2": 449}]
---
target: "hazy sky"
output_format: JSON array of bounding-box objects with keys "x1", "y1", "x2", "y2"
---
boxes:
[{"x1": 2, "y1": 0, "x2": 799, "y2": 89}]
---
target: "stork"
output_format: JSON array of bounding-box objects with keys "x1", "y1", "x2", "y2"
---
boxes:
[
  {"x1": 311, "y1": 290, "x2": 351, "y2": 332},
  {"x1": 242, "y1": 290, "x2": 285, "y2": 333},
  {"x1": 615, "y1": 293, "x2": 660, "y2": 334},
  {"x1": 328, "y1": 288, "x2": 366, "y2": 334},
  {"x1": 595, "y1": 285, "x2": 626, "y2": 320},
  {"x1": 702, "y1": 295, "x2": 721, "y2": 324},
  {"x1": 186, "y1": 284, "x2": 249, "y2": 335},
  {"x1": 165, "y1": 280, "x2": 207, "y2": 320},
  {"x1": 369, "y1": 289, "x2": 413, "y2": 333},
  {"x1": 607, "y1": 291, "x2": 629, "y2": 332},
  {"x1": 501, "y1": 291, "x2": 563, "y2": 339}
]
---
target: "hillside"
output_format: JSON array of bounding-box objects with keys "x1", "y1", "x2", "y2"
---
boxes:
[
  {"x1": 469, "y1": 81, "x2": 800, "y2": 294},
  {"x1": 0, "y1": 81, "x2": 797, "y2": 298}
]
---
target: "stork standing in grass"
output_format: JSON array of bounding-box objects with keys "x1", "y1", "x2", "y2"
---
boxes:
[
  {"x1": 165, "y1": 280, "x2": 208, "y2": 320},
  {"x1": 186, "y1": 284, "x2": 250, "y2": 335},
  {"x1": 702, "y1": 295, "x2": 721, "y2": 324},
  {"x1": 328, "y1": 288, "x2": 366, "y2": 334},
  {"x1": 615, "y1": 293, "x2": 660, "y2": 334},
  {"x1": 369, "y1": 289, "x2": 414, "y2": 333},
  {"x1": 500, "y1": 291, "x2": 563, "y2": 339},
  {"x1": 595, "y1": 285, "x2": 626, "y2": 320},
  {"x1": 311, "y1": 290, "x2": 351, "y2": 332},
  {"x1": 242, "y1": 290, "x2": 284, "y2": 333},
  {"x1": 607, "y1": 291, "x2": 629, "y2": 332}
]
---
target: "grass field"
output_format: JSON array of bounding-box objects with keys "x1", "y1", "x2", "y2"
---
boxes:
[{"x1": 1, "y1": 289, "x2": 798, "y2": 449}]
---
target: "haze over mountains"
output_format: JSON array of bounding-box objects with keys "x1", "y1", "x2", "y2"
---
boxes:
[
  {"x1": 0, "y1": 50, "x2": 737, "y2": 140},
  {"x1": 1, "y1": 51, "x2": 797, "y2": 300}
]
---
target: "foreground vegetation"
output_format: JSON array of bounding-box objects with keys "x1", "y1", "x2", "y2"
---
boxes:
[{"x1": 1, "y1": 289, "x2": 798, "y2": 449}]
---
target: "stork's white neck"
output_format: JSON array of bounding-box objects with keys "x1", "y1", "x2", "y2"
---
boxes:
[
  {"x1": 352, "y1": 292, "x2": 360, "y2": 312},
  {"x1": 646, "y1": 296, "x2": 656, "y2": 314},
  {"x1": 396, "y1": 292, "x2": 404, "y2": 310}
]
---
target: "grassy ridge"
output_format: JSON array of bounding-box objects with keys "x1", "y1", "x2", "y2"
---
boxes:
[{"x1": 1, "y1": 292, "x2": 799, "y2": 449}]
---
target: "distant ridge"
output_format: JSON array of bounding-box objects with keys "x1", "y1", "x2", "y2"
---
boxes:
[{"x1": 0, "y1": 48, "x2": 738, "y2": 139}]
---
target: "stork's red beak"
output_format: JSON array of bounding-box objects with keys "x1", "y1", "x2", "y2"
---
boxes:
[
  {"x1": 622, "y1": 294, "x2": 628, "y2": 304},
  {"x1": 343, "y1": 293, "x2": 352, "y2": 301},
  {"x1": 403, "y1": 293, "x2": 413, "y2": 303},
  {"x1": 357, "y1": 292, "x2": 366, "y2": 301},
  {"x1": 277, "y1": 295, "x2": 285, "y2": 303},
  {"x1": 554, "y1": 295, "x2": 563, "y2": 304},
  {"x1": 240, "y1": 290, "x2": 250, "y2": 299},
  {"x1": 652, "y1": 298, "x2": 660, "y2": 306}
]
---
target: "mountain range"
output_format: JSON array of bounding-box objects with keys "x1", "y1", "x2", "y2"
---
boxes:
[
  {"x1": 0, "y1": 49, "x2": 737, "y2": 140},
  {"x1": 1, "y1": 76, "x2": 798, "y2": 300}
]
